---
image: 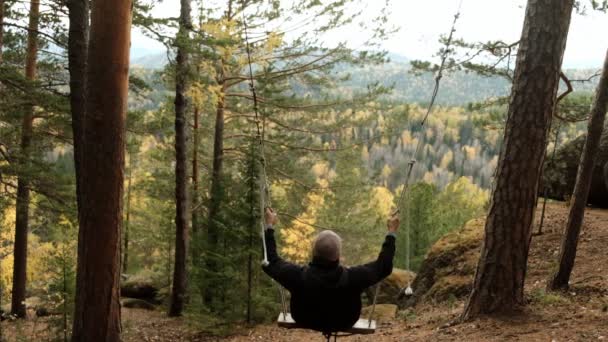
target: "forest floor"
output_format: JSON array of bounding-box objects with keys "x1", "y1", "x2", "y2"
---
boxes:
[{"x1": 2, "y1": 202, "x2": 608, "y2": 342}]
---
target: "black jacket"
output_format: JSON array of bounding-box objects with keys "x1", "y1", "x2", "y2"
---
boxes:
[{"x1": 262, "y1": 229, "x2": 395, "y2": 333}]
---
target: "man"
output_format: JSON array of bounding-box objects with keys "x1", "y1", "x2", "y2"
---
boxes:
[{"x1": 262, "y1": 207, "x2": 399, "y2": 333}]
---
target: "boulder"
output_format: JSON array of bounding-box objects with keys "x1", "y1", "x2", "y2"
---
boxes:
[
  {"x1": 121, "y1": 277, "x2": 159, "y2": 303},
  {"x1": 360, "y1": 304, "x2": 397, "y2": 322},
  {"x1": 365, "y1": 268, "x2": 416, "y2": 305},
  {"x1": 121, "y1": 298, "x2": 157, "y2": 311},
  {"x1": 542, "y1": 131, "x2": 608, "y2": 207},
  {"x1": 403, "y1": 218, "x2": 483, "y2": 307}
]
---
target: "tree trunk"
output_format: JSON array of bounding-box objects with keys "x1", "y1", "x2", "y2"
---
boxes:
[
  {"x1": 204, "y1": 81, "x2": 226, "y2": 307},
  {"x1": 169, "y1": 0, "x2": 192, "y2": 317},
  {"x1": 123, "y1": 153, "x2": 134, "y2": 274},
  {"x1": 71, "y1": 0, "x2": 132, "y2": 339},
  {"x1": 462, "y1": 0, "x2": 574, "y2": 320},
  {"x1": 548, "y1": 50, "x2": 608, "y2": 291},
  {"x1": 0, "y1": 0, "x2": 5, "y2": 63},
  {"x1": 11, "y1": 0, "x2": 39, "y2": 318},
  {"x1": 192, "y1": 106, "x2": 199, "y2": 235},
  {"x1": 67, "y1": 0, "x2": 89, "y2": 219}
]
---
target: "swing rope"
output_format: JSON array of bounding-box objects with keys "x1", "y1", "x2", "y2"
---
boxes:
[
  {"x1": 391, "y1": 0, "x2": 463, "y2": 300},
  {"x1": 241, "y1": 7, "x2": 289, "y2": 319}
]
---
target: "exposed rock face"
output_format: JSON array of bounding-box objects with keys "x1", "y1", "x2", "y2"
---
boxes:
[
  {"x1": 364, "y1": 268, "x2": 416, "y2": 305},
  {"x1": 402, "y1": 219, "x2": 484, "y2": 308},
  {"x1": 542, "y1": 131, "x2": 608, "y2": 207},
  {"x1": 361, "y1": 304, "x2": 397, "y2": 322},
  {"x1": 121, "y1": 276, "x2": 160, "y2": 303}
]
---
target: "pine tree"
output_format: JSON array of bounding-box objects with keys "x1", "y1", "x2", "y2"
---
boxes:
[
  {"x1": 11, "y1": 0, "x2": 39, "y2": 318},
  {"x1": 462, "y1": 0, "x2": 574, "y2": 319},
  {"x1": 71, "y1": 0, "x2": 132, "y2": 339},
  {"x1": 548, "y1": 50, "x2": 608, "y2": 290},
  {"x1": 169, "y1": 0, "x2": 192, "y2": 317}
]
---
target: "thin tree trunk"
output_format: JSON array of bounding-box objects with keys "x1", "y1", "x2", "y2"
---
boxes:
[
  {"x1": 246, "y1": 146, "x2": 257, "y2": 324},
  {"x1": 192, "y1": 106, "x2": 199, "y2": 235},
  {"x1": 169, "y1": 0, "x2": 192, "y2": 317},
  {"x1": 71, "y1": 0, "x2": 132, "y2": 339},
  {"x1": 204, "y1": 81, "x2": 226, "y2": 307},
  {"x1": 123, "y1": 154, "x2": 134, "y2": 274},
  {"x1": 67, "y1": 0, "x2": 89, "y2": 219},
  {"x1": 0, "y1": 0, "x2": 5, "y2": 63},
  {"x1": 548, "y1": 50, "x2": 608, "y2": 291},
  {"x1": 462, "y1": 0, "x2": 573, "y2": 320},
  {"x1": 11, "y1": 0, "x2": 39, "y2": 318},
  {"x1": 538, "y1": 124, "x2": 561, "y2": 235}
]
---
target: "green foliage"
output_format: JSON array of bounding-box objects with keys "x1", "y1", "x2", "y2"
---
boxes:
[{"x1": 396, "y1": 177, "x2": 488, "y2": 271}]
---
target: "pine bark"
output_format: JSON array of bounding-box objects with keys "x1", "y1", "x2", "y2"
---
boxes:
[
  {"x1": 67, "y1": 0, "x2": 89, "y2": 217},
  {"x1": 11, "y1": 0, "x2": 39, "y2": 318},
  {"x1": 0, "y1": 0, "x2": 5, "y2": 63},
  {"x1": 169, "y1": 0, "x2": 192, "y2": 317},
  {"x1": 548, "y1": 50, "x2": 608, "y2": 290},
  {"x1": 462, "y1": 0, "x2": 574, "y2": 320},
  {"x1": 71, "y1": 0, "x2": 132, "y2": 340}
]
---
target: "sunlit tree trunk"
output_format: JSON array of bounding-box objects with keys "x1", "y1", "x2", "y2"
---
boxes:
[
  {"x1": 462, "y1": 0, "x2": 574, "y2": 320},
  {"x1": 169, "y1": 0, "x2": 192, "y2": 317},
  {"x1": 11, "y1": 0, "x2": 39, "y2": 318},
  {"x1": 548, "y1": 50, "x2": 608, "y2": 290},
  {"x1": 71, "y1": 0, "x2": 132, "y2": 339}
]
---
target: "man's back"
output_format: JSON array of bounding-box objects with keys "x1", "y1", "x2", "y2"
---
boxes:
[
  {"x1": 262, "y1": 223, "x2": 397, "y2": 333},
  {"x1": 290, "y1": 261, "x2": 362, "y2": 332}
]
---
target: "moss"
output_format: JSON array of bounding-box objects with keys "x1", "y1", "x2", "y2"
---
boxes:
[
  {"x1": 404, "y1": 219, "x2": 484, "y2": 307},
  {"x1": 428, "y1": 218, "x2": 484, "y2": 258},
  {"x1": 426, "y1": 275, "x2": 472, "y2": 302}
]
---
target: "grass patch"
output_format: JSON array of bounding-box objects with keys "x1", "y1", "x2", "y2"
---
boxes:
[{"x1": 530, "y1": 289, "x2": 568, "y2": 306}]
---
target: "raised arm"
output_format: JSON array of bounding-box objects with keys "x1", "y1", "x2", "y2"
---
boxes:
[
  {"x1": 261, "y1": 208, "x2": 303, "y2": 292},
  {"x1": 347, "y1": 213, "x2": 399, "y2": 291}
]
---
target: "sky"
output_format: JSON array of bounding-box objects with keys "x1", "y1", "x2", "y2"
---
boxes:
[{"x1": 131, "y1": 0, "x2": 608, "y2": 69}]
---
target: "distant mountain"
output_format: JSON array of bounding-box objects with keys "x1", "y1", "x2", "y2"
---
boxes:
[
  {"x1": 131, "y1": 52, "x2": 170, "y2": 69},
  {"x1": 129, "y1": 51, "x2": 600, "y2": 106}
]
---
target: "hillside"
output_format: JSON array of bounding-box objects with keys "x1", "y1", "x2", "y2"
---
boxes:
[{"x1": 130, "y1": 52, "x2": 600, "y2": 106}]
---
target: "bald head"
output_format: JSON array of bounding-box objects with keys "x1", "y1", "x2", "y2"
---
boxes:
[{"x1": 312, "y1": 230, "x2": 342, "y2": 262}]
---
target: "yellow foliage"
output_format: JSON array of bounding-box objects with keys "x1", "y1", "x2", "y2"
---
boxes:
[
  {"x1": 423, "y1": 171, "x2": 434, "y2": 184},
  {"x1": 440, "y1": 151, "x2": 453, "y2": 169},
  {"x1": 0, "y1": 207, "x2": 58, "y2": 301},
  {"x1": 311, "y1": 162, "x2": 330, "y2": 178},
  {"x1": 280, "y1": 179, "x2": 330, "y2": 263},
  {"x1": 440, "y1": 177, "x2": 489, "y2": 211},
  {"x1": 462, "y1": 145, "x2": 478, "y2": 160},
  {"x1": 370, "y1": 187, "x2": 394, "y2": 217}
]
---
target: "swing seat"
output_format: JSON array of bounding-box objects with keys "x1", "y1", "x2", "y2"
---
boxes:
[{"x1": 277, "y1": 313, "x2": 376, "y2": 334}]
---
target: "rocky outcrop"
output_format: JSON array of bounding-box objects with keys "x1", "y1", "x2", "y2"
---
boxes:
[
  {"x1": 364, "y1": 268, "x2": 416, "y2": 305},
  {"x1": 542, "y1": 131, "x2": 608, "y2": 207},
  {"x1": 402, "y1": 219, "x2": 484, "y2": 307},
  {"x1": 121, "y1": 276, "x2": 160, "y2": 303}
]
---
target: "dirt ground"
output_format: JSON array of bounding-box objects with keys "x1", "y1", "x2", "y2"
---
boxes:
[{"x1": 3, "y1": 203, "x2": 608, "y2": 342}]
